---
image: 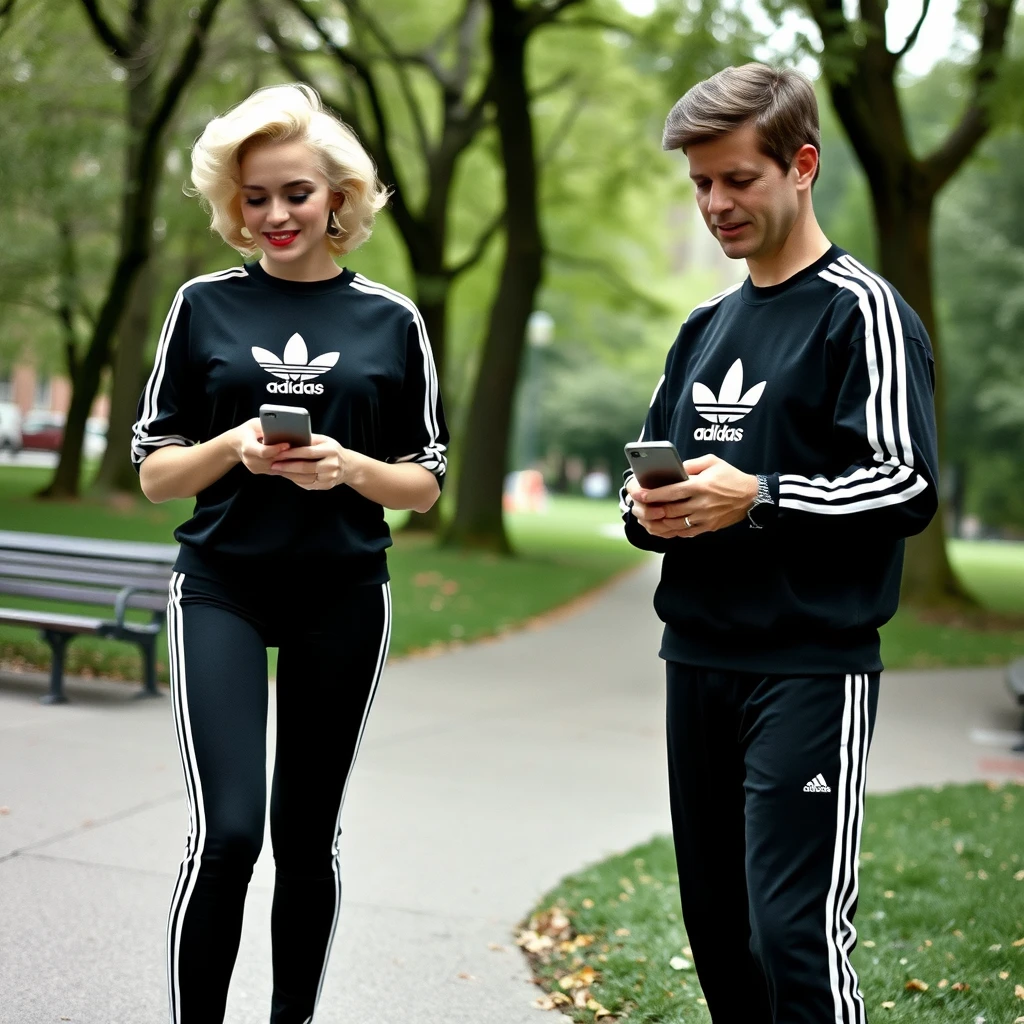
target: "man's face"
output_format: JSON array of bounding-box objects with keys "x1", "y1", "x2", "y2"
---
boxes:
[{"x1": 685, "y1": 122, "x2": 801, "y2": 263}]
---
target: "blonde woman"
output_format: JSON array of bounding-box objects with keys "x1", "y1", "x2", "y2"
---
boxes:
[{"x1": 132, "y1": 84, "x2": 447, "y2": 1024}]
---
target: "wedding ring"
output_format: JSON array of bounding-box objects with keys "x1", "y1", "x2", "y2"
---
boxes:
[{"x1": 684, "y1": 515, "x2": 692, "y2": 528}]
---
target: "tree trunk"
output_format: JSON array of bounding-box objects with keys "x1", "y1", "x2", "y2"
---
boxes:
[
  {"x1": 871, "y1": 180, "x2": 972, "y2": 606},
  {"x1": 42, "y1": 0, "x2": 223, "y2": 499},
  {"x1": 443, "y1": 0, "x2": 544, "y2": 552},
  {"x1": 41, "y1": 46, "x2": 154, "y2": 499},
  {"x1": 93, "y1": 257, "x2": 158, "y2": 494}
]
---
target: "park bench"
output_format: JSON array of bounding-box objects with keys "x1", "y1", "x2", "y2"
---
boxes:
[{"x1": 0, "y1": 530, "x2": 177, "y2": 704}]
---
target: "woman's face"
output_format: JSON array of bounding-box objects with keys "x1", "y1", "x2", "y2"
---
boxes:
[{"x1": 238, "y1": 139, "x2": 342, "y2": 279}]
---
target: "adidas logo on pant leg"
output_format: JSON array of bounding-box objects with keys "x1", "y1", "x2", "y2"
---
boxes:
[{"x1": 803, "y1": 773, "x2": 832, "y2": 793}]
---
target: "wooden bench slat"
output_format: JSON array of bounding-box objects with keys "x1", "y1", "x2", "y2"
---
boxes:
[
  {"x1": 0, "y1": 549, "x2": 176, "y2": 578},
  {"x1": 0, "y1": 562, "x2": 171, "y2": 591},
  {"x1": 0, "y1": 530, "x2": 177, "y2": 564},
  {"x1": 0, "y1": 609, "x2": 107, "y2": 632},
  {"x1": 0, "y1": 578, "x2": 167, "y2": 611},
  {"x1": 0, "y1": 607, "x2": 161, "y2": 636}
]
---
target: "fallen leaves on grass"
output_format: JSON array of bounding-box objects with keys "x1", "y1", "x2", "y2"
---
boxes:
[
  {"x1": 952, "y1": 982, "x2": 971, "y2": 991},
  {"x1": 1016, "y1": 983, "x2": 1024, "y2": 999},
  {"x1": 905, "y1": 979, "x2": 929, "y2": 991},
  {"x1": 533, "y1": 993, "x2": 572, "y2": 1010},
  {"x1": 881, "y1": 1001, "x2": 895, "y2": 1009},
  {"x1": 1014, "y1": 937, "x2": 1024, "y2": 946},
  {"x1": 558, "y1": 966, "x2": 599, "y2": 991},
  {"x1": 669, "y1": 956, "x2": 692, "y2": 971}
]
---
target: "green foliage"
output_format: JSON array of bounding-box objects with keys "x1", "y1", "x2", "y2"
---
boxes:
[
  {"x1": 526, "y1": 783, "x2": 1024, "y2": 1024},
  {"x1": 936, "y1": 127, "x2": 1024, "y2": 531}
]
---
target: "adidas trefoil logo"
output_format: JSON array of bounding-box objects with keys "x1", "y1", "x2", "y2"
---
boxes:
[
  {"x1": 252, "y1": 333, "x2": 339, "y2": 395},
  {"x1": 691, "y1": 359, "x2": 766, "y2": 442},
  {"x1": 803, "y1": 774, "x2": 832, "y2": 793}
]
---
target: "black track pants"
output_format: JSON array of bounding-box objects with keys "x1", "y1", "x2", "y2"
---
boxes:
[
  {"x1": 665, "y1": 664, "x2": 879, "y2": 1024},
  {"x1": 165, "y1": 572, "x2": 391, "y2": 1024}
]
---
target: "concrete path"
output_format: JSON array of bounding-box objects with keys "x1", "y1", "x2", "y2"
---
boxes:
[{"x1": 1, "y1": 558, "x2": 1022, "y2": 1024}]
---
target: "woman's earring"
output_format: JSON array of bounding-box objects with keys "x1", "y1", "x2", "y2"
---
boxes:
[
  {"x1": 240, "y1": 225, "x2": 253, "y2": 240},
  {"x1": 326, "y1": 208, "x2": 343, "y2": 238}
]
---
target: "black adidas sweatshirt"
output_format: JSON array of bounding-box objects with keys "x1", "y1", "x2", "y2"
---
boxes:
[
  {"x1": 132, "y1": 262, "x2": 448, "y2": 585},
  {"x1": 621, "y1": 246, "x2": 938, "y2": 673}
]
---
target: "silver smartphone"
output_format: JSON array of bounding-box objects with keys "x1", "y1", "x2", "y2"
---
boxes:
[
  {"x1": 624, "y1": 440, "x2": 689, "y2": 489},
  {"x1": 259, "y1": 404, "x2": 311, "y2": 447}
]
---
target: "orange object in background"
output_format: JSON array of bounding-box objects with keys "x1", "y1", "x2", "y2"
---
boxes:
[{"x1": 503, "y1": 469, "x2": 548, "y2": 513}]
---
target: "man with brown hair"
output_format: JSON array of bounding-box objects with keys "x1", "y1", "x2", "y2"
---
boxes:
[{"x1": 620, "y1": 64, "x2": 938, "y2": 1022}]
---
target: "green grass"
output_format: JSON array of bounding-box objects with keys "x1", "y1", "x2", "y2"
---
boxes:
[
  {"x1": 0, "y1": 468, "x2": 644, "y2": 682},
  {"x1": 879, "y1": 540, "x2": 1024, "y2": 669},
  {"x1": 522, "y1": 782, "x2": 1024, "y2": 1023}
]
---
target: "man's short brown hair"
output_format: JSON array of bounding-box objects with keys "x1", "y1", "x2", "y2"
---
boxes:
[{"x1": 663, "y1": 63, "x2": 821, "y2": 182}]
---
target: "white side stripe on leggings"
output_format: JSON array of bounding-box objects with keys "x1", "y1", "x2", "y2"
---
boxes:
[
  {"x1": 825, "y1": 673, "x2": 869, "y2": 1024},
  {"x1": 166, "y1": 573, "x2": 207, "y2": 1024},
  {"x1": 309, "y1": 581, "x2": 393, "y2": 1021}
]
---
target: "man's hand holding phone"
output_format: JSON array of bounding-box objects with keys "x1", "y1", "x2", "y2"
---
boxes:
[{"x1": 628, "y1": 453, "x2": 758, "y2": 538}]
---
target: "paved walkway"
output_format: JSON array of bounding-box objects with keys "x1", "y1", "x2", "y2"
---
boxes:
[{"x1": 1, "y1": 558, "x2": 1022, "y2": 1024}]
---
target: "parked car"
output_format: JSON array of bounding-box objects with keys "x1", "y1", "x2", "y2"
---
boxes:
[
  {"x1": 0, "y1": 401, "x2": 22, "y2": 452},
  {"x1": 20, "y1": 410, "x2": 65, "y2": 452}
]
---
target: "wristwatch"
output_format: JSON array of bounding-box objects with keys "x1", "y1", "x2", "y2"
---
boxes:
[{"x1": 747, "y1": 474, "x2": 775, "y2": 529}]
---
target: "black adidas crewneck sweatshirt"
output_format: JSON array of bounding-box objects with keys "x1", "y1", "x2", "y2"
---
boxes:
[
  {"x1": 620, "y1": 246, "x2": 938, "y2": 673},
  {"x1": 132, "y1": 262, "x2": 448, "y2": 585}
]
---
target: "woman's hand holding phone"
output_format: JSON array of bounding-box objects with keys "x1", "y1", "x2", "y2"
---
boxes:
[
  {"x1": 270, "y1": 434, "x2": 354, "y2": 491},
  {"x1": 232, "y1": 418, "x2": 293, "y2": 476}
]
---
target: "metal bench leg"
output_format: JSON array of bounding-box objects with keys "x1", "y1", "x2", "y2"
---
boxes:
[
  {"x1": 134, "y1": 636, "x2": 162, "y2": 699},
  {"x1": 40, "y1": 630, "x2": 70, "y2": 705}
]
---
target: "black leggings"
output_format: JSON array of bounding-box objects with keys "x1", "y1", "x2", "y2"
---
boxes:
[
  {"x1": 666, "y1": 664, "x2": 880, "y2": 1024},
  {"x1": 165, "y1": 571, "x2": 391, "y2": 1024}
]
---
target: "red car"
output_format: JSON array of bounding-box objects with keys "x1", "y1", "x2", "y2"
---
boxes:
[{"x1": 20, "y1": 410, "x2": 65, "y2": 451}]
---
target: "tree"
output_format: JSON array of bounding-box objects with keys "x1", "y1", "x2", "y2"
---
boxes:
[
  {"x1": 779, "y1": 0, "x2": 1018, "y2": 604},
  {"x1": 41, "y1": 0, "x2": 225, "y2": 499},
  {"x1": 441, "y1": 0, "x2": 593, "y2": 551},
  {"x1": 256, "y1": 0, "x2": 502, "y2": 530}
]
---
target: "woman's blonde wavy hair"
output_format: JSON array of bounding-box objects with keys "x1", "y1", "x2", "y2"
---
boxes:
[{"x1": 189, "y1": 83, "x2": 389, "y2": 258}]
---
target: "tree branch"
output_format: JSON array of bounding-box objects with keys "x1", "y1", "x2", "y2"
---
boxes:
[
  {"x1": 523, "y1": 0, "x2": 585, "y2": 33},
  {"x1": 453, "y1": 0, "x2": 486, "y2": 95},
  {"x1": 344, "y1": 0, "x2": 432, "y2": 159},
  {"x1": 893, "y1": 0, "x2": 932, "y2": 61},
  {"x1": 251, "y1": 2, "x2": 361, "y2": 126},
  {"x1": 143, "y1": 0, "x2": 223, "y2": 148},
  {"x1": 0, "y1": 0, "x2": 18, "y2": 41},
  {"x1": 549, "y1": 248, "x2": 669, "y2": 316},
  {"x1": 924, "y1": 0, "x2": 1015, "y2": 192},
  {"x1": 278, "y1": 0, "x2": 417, "y2": 242},
  {"x1": 78, "y1": 0, "x2": 132, "y2": 60},
  {"x1": 539, "y1": 92, "x2": 587, "y2": 167},
  {"x1": 446, "y1": 208, "x2": 505, "y2": 278},
  {"x1": 531, "y1": 68, "x2": 577, "y2": 101},
  {"x1": 539, "y1": 14, "x2": 634, "y2": 34},
  {"x1": 800, "y1": 0, "x2": 848, "y2": 45}
]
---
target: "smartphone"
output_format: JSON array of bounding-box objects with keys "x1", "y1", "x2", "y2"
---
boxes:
[
  {"x1": 624, "y1": 440, "x2": 689, "y2": 489},
  {"x1": 259, "y1": 404, "x2": 311, "y2": 447}
]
